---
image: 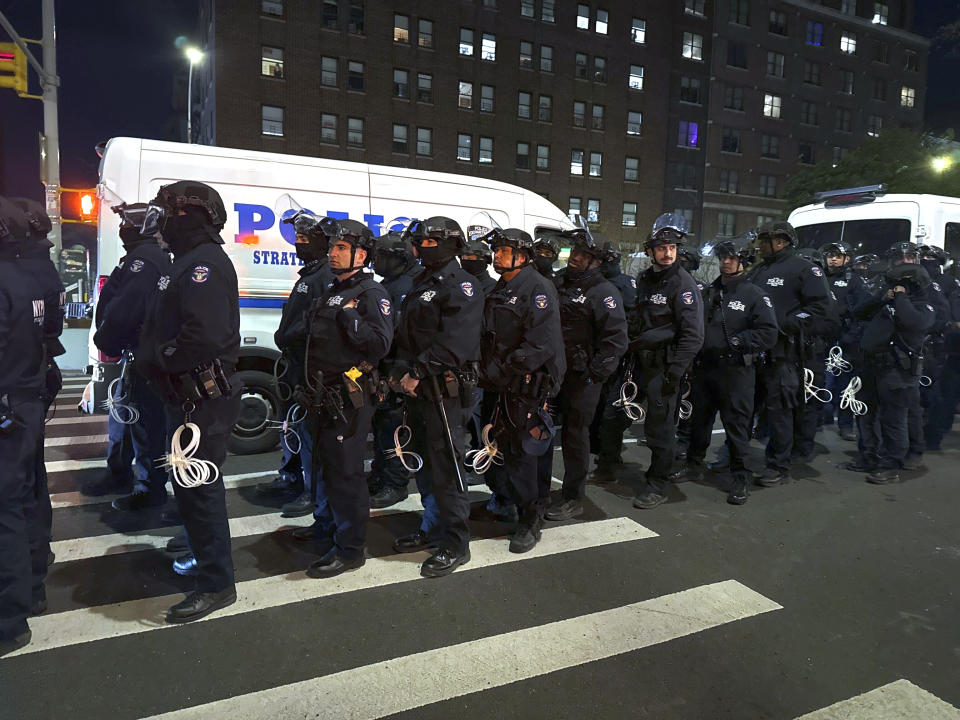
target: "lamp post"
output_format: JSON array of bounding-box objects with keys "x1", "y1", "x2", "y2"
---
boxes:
[{"x1": 185, "y1": 46, "x2": 203, "y2": 143}]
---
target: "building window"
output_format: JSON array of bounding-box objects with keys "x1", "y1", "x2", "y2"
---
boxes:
[
  {"x1": 901, "y1": 86, "x2": 916, "y2": 108},
  {"x1": 632, "y1": 18, "x2": 646, "y2": 43},
  {"x1": 729, "y1": 0, "x2": 749, "y2": 25},
  {"x1": 459, "y1": 28, "x2": 474, "y2": 56},
  {"x1": 769, "y1": 10, "x2": 787, "y2": 35},
  {"x1": 521, "y1": 94, "x2": 543, "y2": 125},
  {"x1": 767, "y1": 51, "x2": 785, "y2": 78},
  {"x1": 798, "y1": 143, "x2": 814, "y2": 164},
  {"x1": 575, "y1": 53, "x2": 588, "y2": 80},
  {"x1": 417, "y1": 127, "x2": 432, "y2": 156},
  {"x1": 806, "y1": 21, "x2": 823, "y2": 46},
  {"x1": 518, "y1": 91, "x2": 531, "y2": 119},
  {"x1": 347, "y1": 60, "x2": 365, "y2": 91},
  {"x1": 348, "y1": 2, "x2": 364, "y2": 34},
  {"x1": 592, "y1": 104, "x2": 605, "y2": 130},
  {"x1": 521, "y1": 0, "x2": 535, "y2": 18},
  {"x1": 320, "y1": 113, "x2": 337, "y2": 143},
  {"x1": 347, "y1": 117, "x2": 363, "y2": 146},
  {"x1": 763, "y1": 93, "x2": 782, "y2": 119},
  {"x1": 840, "y1": 32, "x2": 856, "y2": 55},
  {"x1": 871, "y1": 78, "x2": 887, "y2": 101},
  {"x1": 262, "y1": 105, "x2": 283, "y2": 136},
  {"x1": 840, "y1": 0, "x2": 854, "y2": 14},
  {"x1": 573, "y1": 101, "x2": 586, "y2": 128},
  {"x1": 627, "y1": 111, "x2": 642, "y2": 136},
  {"x1": 800, "y1": 101, "x2": 818, "y2": 126},
  {"x1": 322, "y1": 0, "x2": 338, "y2": 29},
  {"x1": 540, "y1": 45, "x2": 554, "y2": 72},
  {"x1": 803, "y1": 61, "x2": 821, "y2": 86},
  {"x1": 458, "y1": 81, "x2": 473, "y2": 109},
  {"x1": 835, "y1": 108, "x2": 852, "y2": 133},
  {"x1": 759, "y1": 174, "x2": 777, "y2": 197},
  {"x1": 536, "y1": 144, "x2": 550, "y2": 171},
  {"x1": 720, "y1": 169, "x2": 739, "y2": 194},
  {"x1": 392, "y1": 124, "x2": 408, "y2": 153},
  {"x1": 622, "y1": 202, "x2": 638, "y2": 227},
  {"x1": 596, "y1": 9, "x2": 608, "y2": 34},
  {"x1": 479, "y1": 136, "x2": 494, "y2": 163},
  {"x1": 724, "y1": 86, "x2": 744, "y2": 111},
  {"x1": 832, "y1": 146, "x2": 849, "y2": 165},
  {"x1": 840, "y1": 70, "x2": 854, "y2": 95},
  {"x1": 676, "y1": 208, "x2": 694, "y2": 231},
  {"x1": 542, "y1": 0, "x2": 556, "y2": 22},
  {"x1": 593, "y1": 56, "x2": 606, "y2": 82},
  {"x1": 678, "y1": 120, "x2": 699, "y2": 148},
  {"x1": 457, "y1": 133, "x2": 472, "y2": 161},
  {"x1": 515, "y1": 142, "x2": 530, "y2": 169},
  {"x1": 757, "y1": 214, "x2": 778, "y2": 227},
  {"x1": 904, "y1": 50, "x2": 918, "y2": 72},
  {"x1": 684, "y1": 0, "x2": 705, "y2": 17},
  {"x1": 417, "y1": 73, "x2": 433, "y2": 103},
  {"x1": 718, "y1": 212, "x2": 736, "y2": 236},
  {"x1": 418, "y1": 19, "x2": 434, "y2": 49},
  {"x1": 867, "y1": 115, "x2": 883, "y2": 137},
  {"x1": 674, "y1": 163, "x2": 697, "y2": 190},
  {"x1": 321, "y1": 56, "x2": 338, "y2": 87},
  {"x1": 481, "y1": 0, "x2": 497, "y2": 8},
  {"x1": 262, "y1": 1, "x2": 283, "y2": 17},
  {"x1": 625, "y1": 157, "x2": 639, "y2": 182},
  {"x1": 629, "y1": 65, "x2": 644, "y2": 90},
  {"x1": 261, "y1": 46, "x2": 284, "y2": 78},
  {"x1": 393, "y1": 69, "x2": 409, "y2": 98},
  {"x1": 873, "y1": 41, "x2": 888, "y2": 64},
  {"x1": 873, "y1": 2, "x2": 888, "y2": 25},
  {"x1": 519, "y1": 41, "x2": 533, "y2": 70},
  {"x1": 587, "y1": 199, "x2": 600, "y2": 223},
  {"x1": 570, "y1": 149, "x2": 584, "y2": 176},
  {"x1": 722, "y1": 127, "x2": 742, "y2": 153},
  {"x1": 682, "y1": 32, "x2": 703, "y2": 61},
  {"x1": 480, "y1": 85, "x2": 494, "y2": 112},
  {"x1": 761, "y1": 134, "x2": 779, "y2": 158},
  {"x1": 481, "y1": 33, "x2": 496, "y2": 61},
  {"x1": 589, "y1": 152, "x2": 602, "y2": 177},
  {"x1": 727, "y1": 42, "x2": 747, "y2": 69},
  {"x1": 568, "y1": 197, "x2": 582, "y2": 222},
  {"x1": 577, "y1": 4, "x2": 590, "y2": 30},
  {"x1": 680, "y1": 76, "x2": 701, "y2": 104}
]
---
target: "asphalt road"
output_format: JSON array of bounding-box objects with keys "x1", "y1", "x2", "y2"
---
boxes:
[{"x1": 3, "y1": 374, "x2": 960, "y2": 720}]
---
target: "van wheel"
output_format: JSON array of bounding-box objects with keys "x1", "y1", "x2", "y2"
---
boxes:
[{"x1": 228, "y1": 369, "x2": 281, "y2": 455}]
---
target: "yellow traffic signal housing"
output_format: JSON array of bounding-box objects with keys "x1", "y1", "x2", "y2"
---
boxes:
[{"x1": 0, "y1": 43, "x2": 27, "y2": 94}]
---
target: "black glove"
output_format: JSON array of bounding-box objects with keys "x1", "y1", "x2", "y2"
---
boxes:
[{"x1": 587, "y1": 355, "x2": 618, "y2": 382}]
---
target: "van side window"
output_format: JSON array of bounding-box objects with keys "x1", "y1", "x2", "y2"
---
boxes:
[{"x1": 945, "y1": 222, "x2": 960, "y2": 259}]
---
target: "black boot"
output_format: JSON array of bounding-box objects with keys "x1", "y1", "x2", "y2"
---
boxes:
[
  {"x1": 727, "y1": 473, "x2": 749, "y2": 505},
  {"x1": 509, "y1": 504, "x2": 544, "y2": 554}
]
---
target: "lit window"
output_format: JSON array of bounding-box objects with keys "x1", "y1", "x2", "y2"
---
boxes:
[
  {"x1": 682, "y1": 32, "x2": 703, "y2": 61},
  {"x1": 458, "y1": 81, "x2": 473, "y2": 109},
  {"x1": 392, "y1": 124, "x2": 408, "y2": 153},
  {"x1": 536, "y1": 144, "x2": 550, "y2": 171},
  {"x1": 417, "y1": 73, "x2": 433, "y2": 103},
  {"x1": 261, "y1": 47, "x2": 284, "y2": 79},
  {"x1": 798, "y1": 143, "x2": 814, "y2": 164},
  {"x1": 577, "y1": 4, "x2": 590, "y2": 30},
  {"x1": 680, "y1": 76, "x2": 701, "y2": 104},
  {"x1": 417, "y1": 127, "x2": 432, "y2": 156},
  {"x1": 632, "y1": 18, "x2": 646, "y2": 43},
  {"x1": 867, "y1": 115, "x2": 882, "y2": 137},
  {"x1": 516, "y1": 142, "x2": 530, "y2": 169},
  {"x1": 321, "y1": 56, "x2": 337, "y2": 86},
  {"x1": 481, "y1": 33, "x2": 496, "y2": 61},
  {"x1": 393, "y1": 14, "x2": 409, "y2": 43},
  {"x1": 568, "y1": 197, "x2": 582, "y2": 222},
  {"x1": 596, "y1": 9, "x2": 608, "y2": 34},
  {"x1": 348, "y1": 2, "x2": 364, "y2": 34},
  {"x1": 480, "y1": 85, "x2": 494, "y2": 112},
  {"x1": 767, "y1": 51, "x2": 784, "y2": 78},
  {"x1": 575, "y1": 53, "x2": 588, "y2": 80},
  {"x1": 722, "y1": 127, "x2": 742, "y2": 153},
  {"x1": 520, "y1": 41, "x2": 533, "y2": 70},
  {"x1": 538, "y1": 95, "x2": 552, "y2": 122},
  {"x1": 806, "y1": 21, "x2": 823, "y2": 46},
  {"x1": 901, "y1": 86, "x2": 916, "y2": 108},
  {"x1": 518, "y1": 91, "x2": 531, "y2": 119},
  {"x1": 320, "y1": 113, "x2": 336, "y2": 143},
  {"x1": 393, "y1": 69, "x2": 409, "y2": 98},
  {"x1": 479, "y1": 136, "x2": 494, "y2": 163},
  {"x1": 322, "y1": 0, "x2": 338, "y2": 28},
  {"x1": 625, "y1": 157, "x2": 639, "y2": 182},
  {"x1": 418, "y1": 19, "x2": 434, "y2": 49},
  {"x1": 622, "y1": 202, "x2": 638, "y2": 227},
  {"x1": 347, "y1": 60, "x2": 364, "y2": 91},
  {"x1": 627, "y1": 111, "x2": 642, "y2": 136},
  {"x1": 592, "y1": 104, "x2": 605, "y2": 130},
  {"x1": 719, "y1": 169, "x2": 739, "y2": 193},
  {"x1": 570, "y1": 149, "x2": 584, "y2": 175},
  {"x1": 261, "y1": 105, "x2": 283, "y2": 136},
  {"x1": 718, "y1": 212, "x2": 735, "y2": 236},
  {"x1": 729, "y1": 0, "x2": 749, "y2": 25},
  {"x1": 593, "y1": 57, "x2": 606, "y2": 82},
  {"x1": 542, "y1": 0, "x2": 556, "y2": 22},
  {"x1": 521, "y1": 0, "x2": 535, "y2": 18},
  {"x1": 573, "y1": 101, "x2": 586, "y2": 128},
  {"x1": 678, "y1": 120, "x2": 699, "y2": 148},
  {"x1": 587, "y1": 199, "x2": 600, "y2": 224},
  {"x1": 684, "y1": 0, "x2": 705, "y2": 17},
  {"x1": 459, "y1": 28, "x2": 474, "y2": 56},
  {"x1": 540, "y1": 45, "x2": 553, "y2": 72},
  {"x1": 589, "y1": 152, "x2": 602, "y2": 177},
  {"x1": 262, "y1": 1, "x2": 283, "y2": 17},
  {"x1": 840, "y1": 32, "x2": 856, "y2": 55},
  {"x1": 457, "y1": 133, "x2": 472, "y2": 161},
  {"x1": 629, "y1": 65, "x2": 644, "y2": 90},
  {"x1": 759, "y1": 174, "x2": 777, "y2": 197},
  {"x1": 347, "y1": 117, "x2": 363, "y2": 146},
  {"x1": 763, "y1": 93, "x2": 782, "y2": 119},
  {"x1": 873, "y1": 2, "x2": 888, "y2": 25},
  {"x1": 761, "y1": 134, "x2": 779, "y2": 158}
]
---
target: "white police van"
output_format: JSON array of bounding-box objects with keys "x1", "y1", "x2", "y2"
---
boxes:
[
  {"x1": 89, "y1": 137, "x2": 573, "y2": 453},
  {"x1": 788, "y1": 184, "x2": 960, "y2": 256}
]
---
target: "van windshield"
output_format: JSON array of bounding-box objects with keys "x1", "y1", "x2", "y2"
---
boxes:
[{"x1": 796, "y1": 219, "x2": 911, "y2": 256}]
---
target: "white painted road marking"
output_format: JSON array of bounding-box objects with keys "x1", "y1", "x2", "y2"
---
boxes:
[
  {"x1": 12, "y1": 517, "x2": 657, "y2": 658},
  {"x1": 46, "y1": 415, "x2": 106, "y2": 426},
  {"x1": 797, "y1": 679, "x2": 960, "y2": 720},
  {"x1": 44, "y1": 433, "x2": 109, "y2": 447},
  {"x1": 143, "y1": 579, "x2": 779, "y2": 720}
]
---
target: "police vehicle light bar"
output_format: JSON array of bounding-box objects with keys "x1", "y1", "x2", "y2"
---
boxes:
[{"x1": 814, "y1": 184, "x2": 887, "y2": 207}]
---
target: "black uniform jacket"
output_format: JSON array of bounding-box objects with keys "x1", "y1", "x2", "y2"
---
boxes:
[
  {"x1": 555, "y1": 267, "x2": 628, "y2": 381},
  {"x1": 629, "y1": 262, "x2": 704, "y2": 375},
  {"x1": 701, "y1": 274, "x2": 779, "y2": 354},
  {"x1": 855, "y1": 287, "x2": 936, "y2": 355},
  {"x1": 605, "y1": 266, "x2": 637, "y2": 307},
  {"x1": 275, "y1": 259, "x2": 335, "y2": 382},
  {"x1": 0, "y1": 257, "x2": 49, "y2": 392}
]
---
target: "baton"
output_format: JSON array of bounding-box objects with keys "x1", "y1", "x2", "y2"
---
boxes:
[{"x1": 431, "y1": 374, "x2": 468, "y2": 493}]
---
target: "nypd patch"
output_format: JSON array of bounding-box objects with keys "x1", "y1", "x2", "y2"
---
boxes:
[
  {"x1": 421, "y1": 290, "x2": 437, "y2": 303},
  {"x1": 191, "y1": 265, "x2": 210, "y2": 284},
  {"x1": 461, "y1": 281, "x2": 475, "y2": 297},
  {"x1": 129, "y1": 259, "x2": 144, "y2": 273},
  {"x1": 603, "y1": 295, "x2": 618, "y2": 309},
  {"x1": 681, "y1": 291, "x2": 694, "y2": 305},
  {"x1": 158, "y1": 276, "x2": 170, "y2": 291},
  {"x1": 535, "y1": 294, "x2": 549, "y2": 309},
  {"x1": 295, "y1": 282, "x2": 309, "y2": 294},
  {"x1": 327, "y1": 295, "x2": 344, "y2": 306},
  {"x1": 379, "y1": 298, "x2": 392, "y2": 316},
  {"x1": 812, "y1": 266, "x2": 823, "y2": 277}
]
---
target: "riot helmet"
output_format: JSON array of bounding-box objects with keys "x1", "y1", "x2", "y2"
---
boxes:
[
  {"x1": 532, "y1": 234, "x2": 560, "y2": 277},
  {"x1": 374, "y1": 230, "x2": 415, "y2": 278},
  {"x1": 796, "y1": 246, "x2": 825, "y2": 268},
  {"x1": 677, "y1": 245, "x2": 701, "y2": 272},
  {"x1": 918, "y1": 244, "x2": 949, "y2": 277},
  {"x1": 885, "y1": 241, "x2": 919, "y2": 266},
  {"x1": 488, "y1": 227, "x2": 535, "y2": 274},
  {"x1": 713, "y1": 239, "x2": 750, "y2": 276},
  {"x1": 11, "y1": 197, "x2": 54, "y2": 249},
  {"x1": 885, "y1": 262, "x2": 932, "y2": 293},
  {"x1": 283, "y1": 210, "x2": 336, "y2": 265},
  {"x1": 329, "y1": 218, "x2": 376, "y2": 274},
  {"x1": 819, "y1": 241, "x2": 852, "y2": 276},
  {"x1": 142, "y1": 181, "x2": 227, "y2": 252},
  {"x1": 460, "y1": 239, "x2": 492, "y2": 278},
  {"x1": 599, "y1": 241, "x2": 622, "y2": 278},
  {"x1": 0, "y1": 196, "x2": 31, "y2": 249},
  {"x1": 404, "y1": 216, "x2": 466, "y2": 269},
  {"x1": 111, "y1": 202, "x2": 151, "y2": 251}
]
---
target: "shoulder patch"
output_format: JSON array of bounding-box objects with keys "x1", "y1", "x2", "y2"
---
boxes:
[
  {"x1": 191, "y1": 265, "x2": 210, "y2": 284},
  {"x1": 535, "y1": 293, "x2": 549, "y2": 309},
  {"x1": 630, "y1": 278, "x2": 637, "y2": 288},
  {"x1": 681, "y1": 291, "x2": 694, "y2": 305},
  {"x1": 602, "y1": 295, "x2": 618, "y2": 309},
  {"x1": 763, "y1": 296, "x2": 773, "y2": 308},
  {"x1": 811, "y1": 266, "x2": 823, "y2": 277},
  {"x1": 157, "y1": 275, "x2": 170, "y2": 291},
  {"x1": 461, "y1": 281, "x2": 475, "y2": 297},
  {"x1": 129, "y1": 259, "x2": 144, "y2": 273},
  {"x1": 379, "y1": 298, "x2": 392, "y2": 316}
]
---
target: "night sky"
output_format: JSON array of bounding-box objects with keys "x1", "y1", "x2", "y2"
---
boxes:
[{"x1": 1, "y1": 0, "x2": 959, "y2": 200}]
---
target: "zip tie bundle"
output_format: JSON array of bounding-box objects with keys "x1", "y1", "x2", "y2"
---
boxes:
[
  {"x1": 839, "y1": 376, "x2": 868, "y2": 416},
  {"x1": 384, "y1": 423, "x2": 424, "y2": 473},
  {"x1": 267, "y1": 403, "x2": 306, "y2": 455},
  {"x1": 464, "y1": 423, "x2": 503, "y2": 475},
  {"x1": 804, "y1": 368, "x2": 833, "y2": 404},
  {"x1": 273, "y1": 355, "x2": 293, "y2": 402},
  {"x1": 101, "y1": 376, "x2": 140, "y2": 425},
  {"x1": 919, "y1": 375, "x2": 933, "y2": 387},
  {"x1": 613, "y1": 378, "x2": 646, "y2": 423},
  {"x1": 678, "y1": 383, "x2": 693, "y2": 421},
  {"x1": 160, "y1": 423, "x2": 220, "y2": 489},
  {"x1": 825, "y1": 345, "x2": 853, "y2": 376}
]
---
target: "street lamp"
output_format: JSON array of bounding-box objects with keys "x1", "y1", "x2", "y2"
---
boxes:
[
  {"x1": 931, "y1": 156, "x2": 953, "y2": 174},
  {"x1": 184, "y1": 46, "x2": 203, "y2": 144}
]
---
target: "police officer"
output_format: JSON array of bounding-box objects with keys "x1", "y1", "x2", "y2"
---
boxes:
[
  {"x1": 532, "y1": 235, "x2": 560, "y2": 281},
  {"x1": 93, "y1": 203, "x2": 172, "y2": 511},
  {"x1": 683, "y1": 239, "x2": 778, "y2": 505},
  {"x1": 748, "y1": 221, "x2": 831, "y2": 486},
  {"x1": 0, "y1": 197, "x2": 52, "y2": 656},
  {"x1": 136, "y1": 181, "x2": 243, "y2": 623},
  {"x1": 544, "y1": 232, "x2": 627, "y2": 521},
  {"x1": 299, "y1": 219, "x2": 393, "y2": 578},
  {"x1": 819, "y1": 242, "x2": 857, "y2": 441},
  {"x1": 917, "y1": 245, "x2": 954, "y2": 456},
  {"x1": 599, "y1": 241, "x2": 637, "y2": 306},
  {"x1": 925, "y1": 249, "x2": 960, "y2": 451},
  {"x1": 460, "y1": 239, "x2": 497, "y2": 296},
  {"x1": 391, "y1": 217, "x2": 482, "y2": 576},
  {"x1": 480, "y1": 228, "x2": 565, "y2": 551},
  {"x1": 851, "y1": 254, "x2": 936, "y2": 484}
]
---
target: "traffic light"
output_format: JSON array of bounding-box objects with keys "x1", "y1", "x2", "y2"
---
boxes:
[
  {"x1": 61, "y1": 189, "x2": 99, "y2": 224},
  {"x1": 0, "y1": 43, "x2": 27, "y2": 94}
]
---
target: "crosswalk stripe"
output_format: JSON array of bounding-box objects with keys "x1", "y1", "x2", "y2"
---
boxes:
[
  {"x1": 55, "y1": 393, "x2": 84, "y2": 400},
  {"x1": 44, "y1": 433, "x2": 109, "y2": 447},
  {"x1": 796, "y1": 679, "x2": 960, "y2": 719},
  {"x1": 143, "y1": 578, "x2": 779, "y2": 720},
  {"x1": 11, "y1": 517, "x2": 657, "y2": 659},
  {"x1": 46, "y1": 414, "x2": 106, "y2": 426},
  {"x1": 46, "y1": 458, "x2": 107, "y2": 473}
]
